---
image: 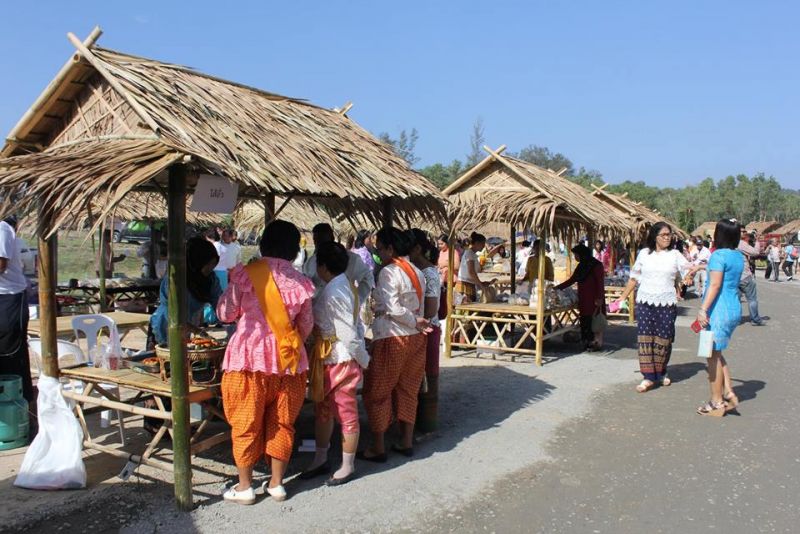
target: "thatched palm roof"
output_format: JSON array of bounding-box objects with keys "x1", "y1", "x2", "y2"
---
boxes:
[
  {"x1": 691, "y1": 221, "x2": 717, "y2": 237},
  {"x1": 442, "y1": 146, "x2": 631, "y2": 239},
  {"x1": 588, "y1": 184, "x2": 687, "y2": 240},
  {"x1": 774, "y1": 219, "x2": 800, "y2": 238},
  {"x1": 745, "y1": 221, "x2": 780, "y2": 234},
  {"x1": 0, "y1": 29, "x2": 445, "y2": 235}
]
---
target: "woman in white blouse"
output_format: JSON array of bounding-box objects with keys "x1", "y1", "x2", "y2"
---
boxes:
[
  {"x1": 615, "y1": 222, "x2": 701, "y2": 393},
  {"x1": 360, "y1": 227, "x2": 431, "y2": 462}
]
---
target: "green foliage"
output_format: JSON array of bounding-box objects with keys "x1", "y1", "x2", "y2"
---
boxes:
[
  {"x1": 419, "y1": 159, "x2": 465, "y2": 189},
  {"x1": 511, "y1": 145, "x2": 575, "y2": 176},
  {"x1": 379, "y1": 128, "x2": 420, "y2": 166},
  {"x1": 466, "y1": 117, "x2": 485, "y2": 167}
]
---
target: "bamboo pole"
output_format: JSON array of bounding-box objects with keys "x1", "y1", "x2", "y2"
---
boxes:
[
  {"x1": 37, "y1": 215, "x2": 59, "y2": 378},
  {"x1": 444, "y1": 239, "x2": 455, "y2": 358},
  {"x1": 509, "y1": 225, "x2": 517, "y2": 293},
  {"x1": 535, "y1": 232, "x2": 547, "y2": 366},
  {"x1": 98, "y1": 227, "x2": 108, "y2": 312},
  {"x1": 383, "y1": 198, "x2": 394, "y2": 228},
  {"x1": 167, "y1": 164, "x2": 192, "y2": 511},
  {"x1": 148, "y1": 221, "x2": 157, "y2": 279},
  {"x1": 628, "y1": 241, "x2": 636, "y2": 324}
]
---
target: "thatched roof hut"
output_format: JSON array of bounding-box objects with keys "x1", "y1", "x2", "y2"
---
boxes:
[
  {"x1": 745, "y1": 221, "x2": 780, "y2": 234},
  {"x1": 588, "y1": 184, "x2": 687, "y2": 240},
  {"x1": 443, "y1": 145, "x2": 630, "y2": 239},
  {"x1": 0, "y1": 29, "x2": 445, "y2": 235},
  {"x1": 774, "y1": 219, "x2": 800, "y2": 239},
  {"x1": 691, "y1": 221, "x2": 717, "y2": 238}
]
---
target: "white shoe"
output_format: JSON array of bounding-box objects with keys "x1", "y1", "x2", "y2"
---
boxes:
[
  {"x1": 261, "y1": 481, "x2": 287, "y2": 502},
  {"x1": 223, "y1": 484, "x2": 256, "y2": 505}
]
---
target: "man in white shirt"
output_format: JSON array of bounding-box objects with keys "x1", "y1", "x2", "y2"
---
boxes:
[
  {"x1": 303, "y1": 223, "x2": 374, "y2": 306},
  {"x1": 693, "y1": 239, "x2": 711, "y2": 295},
  {"x1": 737, "y1": 227, "x2": 764, "y2": 325},
  {"x1": 515, "y1": 240, "x2": 532, "y2": 278},
  {"x1": 0, "y1": 216, "x2": 33, "y2": 402}
]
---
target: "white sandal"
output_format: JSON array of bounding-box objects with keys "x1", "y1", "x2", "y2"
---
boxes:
[
  {"x1": 636, "y1": 379, "x2": 654, "y2": 393},
  {"x1": 262, "y1": 481, "x2": 287, "y2": 502},
  {"x1": 661, "y1": 376, "x2": 671, "y2": 387},
  {"x1": 223, "y1": 484, "x2": 256, "y2": 505}
]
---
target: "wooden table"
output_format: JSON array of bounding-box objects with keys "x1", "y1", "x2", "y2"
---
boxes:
[
  {"x1": 450, "y1": 301, "x2": 579, "y2": 359},
  {"x1": 61, "y1": 365, "x2": 229, "y2": 473},
  {"x1": 604, "y1": 286, "x2": 633, "y2": 321},
  {"x1": 28, "y1": 311, "x2": 151, "y2": 343},
  {"x1": 57, "y1": 281, "x2": 160, "y2": 313}
]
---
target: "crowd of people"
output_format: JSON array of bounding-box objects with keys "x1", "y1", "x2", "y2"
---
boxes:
[{"x1": 150, "y1": 221, "x2": 442, "y2": 505}]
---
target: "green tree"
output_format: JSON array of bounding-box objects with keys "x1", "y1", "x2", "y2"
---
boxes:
[
  {"x1": 466, "y1": 117, "x2": 486, "y2": 167},
  {"x1": 379, "y1": 128, "x2": 420, "y2": 166},
  {"x1": 512, "y1": 145, "x2": 575, "y2": 175},
  {"x1": 419, "y1": 159, "x2": 465, "y2": 189}
]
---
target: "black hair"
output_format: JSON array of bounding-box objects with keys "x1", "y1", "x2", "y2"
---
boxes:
[
  {"x1": 204, "y1": 228, "x2": 220, "y2": 241},
  {"x1": 410, "y1": 228, "x2": 440, "y2": 264},
  {"x1": 3, "y1": 216, "x2": 17, "y2": 229},
  {"x1": 312, "y1": 223, "x2": 335, "y2": 244},
  {"x1": 354, "y1": 229, "x2": 371, "y2": 249},
  {"x1": 533, "y1": 239, "x2": 542, "y2": 250},
  {"x1": 522, "y1": 240, "x2": 531, "y2": 248},
  {"x1": 316, "y1": 241, "x2": 349, "y2": 276},
  {"x1": 594, "y1": 240, "x2": 604, "y2": 250},
  {"x1": 713, "y1": 219, "x2": 740, "y2": 250},
  {"x1": 186, "y1": 237, "x2": 219, "y2": 303},
  {"x1": 260, "y1": 219, "x2": 300, "y2": 260},
  {"x1": 571, "y1": 243, "x2": 593, "y2": 263},
  {"x1": 645, "y1": 222, "x2": 673, "y2": 254},
  {"x1": 376, "y1": 226, "x2": 413, "y2": 257},
  {"x1": 469, "y1": 232, "x2": 486, "y2": 245},
  {"x1": 438, "y1": 233, "x2": 448, "y2": 244}
]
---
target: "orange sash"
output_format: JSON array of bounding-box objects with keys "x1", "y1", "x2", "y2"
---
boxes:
[
  {"x1": 393, "y1": 257, "x2": 422, "y2": 308},
  {"x1": 245, "y1": 260, "x2": 303, "y2": 374}
]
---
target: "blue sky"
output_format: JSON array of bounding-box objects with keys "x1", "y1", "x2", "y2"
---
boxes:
[{"x1": 1, "y1": 0, "x2": 798, "y2": 189}]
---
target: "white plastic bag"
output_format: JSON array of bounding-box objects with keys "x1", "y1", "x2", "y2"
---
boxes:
[
  {"x1": 697, "y1": 330, "x2": 714, "y2": 359},
  {"x1": 14, "y1": 376, "x2": 86, "y2": 490}
]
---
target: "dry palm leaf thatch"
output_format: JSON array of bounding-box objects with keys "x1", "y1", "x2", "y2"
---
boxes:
[
  {"x1": 691, "y1": 222, "x2": 717, "y2": 237},
  {"x1": 588, "y1": 184, "x2": 687, "y2": 241},
  {"x1": 745, "y1": 220, "x2": 780, "y2": 234},
  {"x1": 774, "y1": 219, "x2": 800, "y2": 238},
  {"x1": 444, "y1": 148, "x2": 630, "y2": 241},
  {"x1": 0, "y1": 32, "x2": 446, "y2": 235}
]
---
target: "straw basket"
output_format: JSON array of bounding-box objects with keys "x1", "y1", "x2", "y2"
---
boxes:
[{"x1": 154, "y1": 344, "x2": 226, "y2": 385}]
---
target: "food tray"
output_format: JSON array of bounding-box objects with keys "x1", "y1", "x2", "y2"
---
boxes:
[{"x1": 123, "y1": 351, "x2": 161, "y2": 374}]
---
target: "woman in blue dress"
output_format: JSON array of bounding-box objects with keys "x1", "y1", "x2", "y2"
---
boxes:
[{"x1": 695, "y1": 219, "x2": 744, "y2": 416}]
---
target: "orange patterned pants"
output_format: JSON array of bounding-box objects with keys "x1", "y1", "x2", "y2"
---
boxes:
[
  {"x1": 363, "y1": 334, "x2": 426, "y2": 434},
  {"x1": 222, "y1": 370, "x2": 307, "y2": 466}
]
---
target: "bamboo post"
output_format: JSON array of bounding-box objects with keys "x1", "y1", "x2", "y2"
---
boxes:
[
  {"x1": 98, "y1": 227, "x2": 108, "y2": 312},
  {"x1": 444, "y1": 239, "x2": 455, "y2": 358},
  {"x1": 535, "y1": 232, "x2": 547, "y2": 366},
  {"x1": 37, "y1": 217, "x2": 59, "y2": 378},
  {"x1": 509, "y1": 224, "x2": 516, "y2": 294},
  {"x1": 382, "y1": 198, "x2": 394, "y2": 228},
  {"x1": 264, "y1": 193, "x2": 275, "y2": 227},
  {"x1": 628, "y1": 241, "x2": 636, "y2": 324},
  {"x1": 167, "y1": 164, "x2": 192, "y2": 511}
]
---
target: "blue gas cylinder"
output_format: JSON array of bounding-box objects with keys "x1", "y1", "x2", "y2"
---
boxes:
[{"x1": 0, "y1": 375, "x2": 29, "y2": 450}]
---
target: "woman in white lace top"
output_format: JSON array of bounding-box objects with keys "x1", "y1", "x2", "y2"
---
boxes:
[{"x1": 615, "y1": 222, "x2": 700, "y2": 393}]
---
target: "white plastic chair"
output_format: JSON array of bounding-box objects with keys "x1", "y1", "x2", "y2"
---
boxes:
[
  {"x1": 27, "y1": 338, "x2": 87, "y2": 413},
  {"x1": 71, "y1": 314, "x2": 125, "y2": 445}
]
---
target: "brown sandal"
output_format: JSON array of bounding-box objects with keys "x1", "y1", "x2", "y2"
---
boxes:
[
  {"x1": 723, "y1": 391, "x2": 739, "y2": 411},
  {"x1": 696, "y1": 400, "x2": 727, "y2": 417}
]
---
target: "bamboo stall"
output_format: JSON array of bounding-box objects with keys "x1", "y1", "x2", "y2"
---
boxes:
[
  {"x1": 0, "y1": 27, "x2": 445, "y2": 510},
  {"x1": 442, "y1": 145, "x2": 630, "y2": 366}
]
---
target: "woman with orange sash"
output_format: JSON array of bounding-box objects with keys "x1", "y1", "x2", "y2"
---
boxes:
[
  {"x1": 359, "y1": 227, "x2": 430, "y2": 462},
  {"x1": 217, "y1": 220, "x2": 314, "y2": 505}
]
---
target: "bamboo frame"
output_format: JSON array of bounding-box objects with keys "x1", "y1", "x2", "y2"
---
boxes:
[{"x1": 534, "y1": 232, "x2": 547, "y2": 366}]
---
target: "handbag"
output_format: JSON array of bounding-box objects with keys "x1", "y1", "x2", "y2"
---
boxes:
[{"x1": 697, "y1": 329, "x2": 714, "y2": 358}]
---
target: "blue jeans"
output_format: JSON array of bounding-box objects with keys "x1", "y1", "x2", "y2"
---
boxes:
[{"x1": 738, "y1": 276, "x2": 761, "y2": 323}]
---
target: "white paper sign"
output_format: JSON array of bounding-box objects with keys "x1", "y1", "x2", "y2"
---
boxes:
[{"x1": 190, "y1": 174, "x2": 238, "y2": 214}]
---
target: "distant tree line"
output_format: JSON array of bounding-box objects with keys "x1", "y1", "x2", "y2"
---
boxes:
[{"x1": 378, "y1": 120, "x2": 800, "y2": 230}]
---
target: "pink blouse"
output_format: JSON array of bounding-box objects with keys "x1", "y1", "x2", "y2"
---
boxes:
[{"x1": 217, "y1": 258, "x2": 315, "y2": 375}]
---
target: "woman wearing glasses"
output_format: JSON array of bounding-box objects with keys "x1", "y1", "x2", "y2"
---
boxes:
[{"x1": 615, "y1": 222, "x2": 700, "y2": 393}]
